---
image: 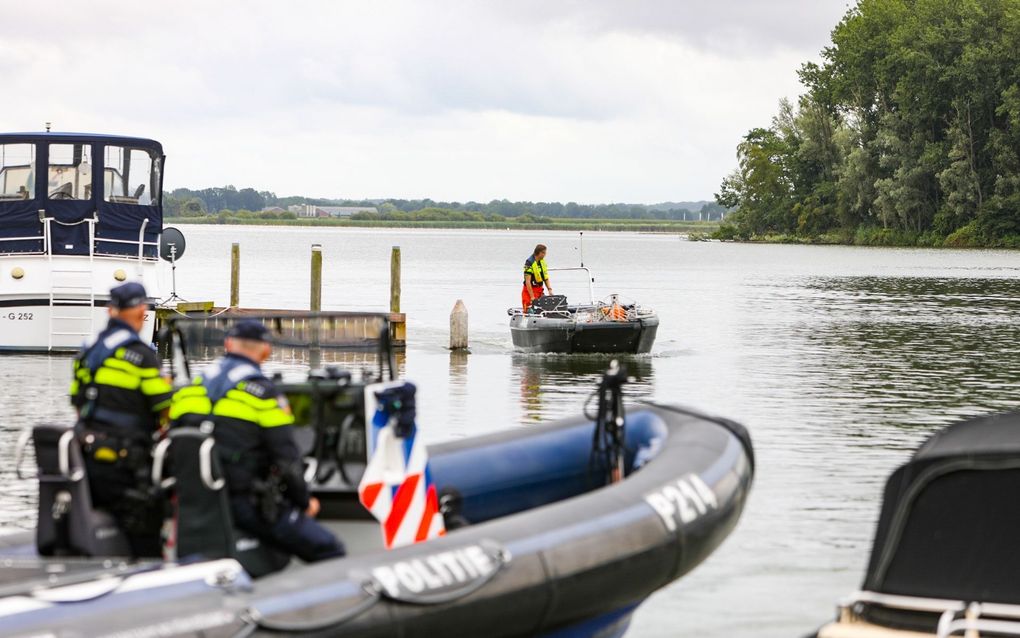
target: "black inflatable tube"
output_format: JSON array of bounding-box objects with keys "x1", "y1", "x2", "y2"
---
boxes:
[
  {"x1": 0, "y1": 403, "x2": 753, "y2": 638},
  {"x1": 243, "y1": 403, "x2": 753, "y2": 637}
]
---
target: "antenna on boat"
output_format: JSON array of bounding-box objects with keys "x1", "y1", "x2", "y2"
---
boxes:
[
  {"x1": 579, "y1": 231, "x2": 584, "y2": 268},
  {"x1": 45, "y1": 122, "x2": 51, "y2": 133}
]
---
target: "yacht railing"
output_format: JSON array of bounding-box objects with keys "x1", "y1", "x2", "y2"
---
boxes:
[
  {"x1": 0, "y1": 233, "x2": 46, "y2": 254},
  {"x1": 0, "y1": 213, "x2": 158, "y2": 263},
  {"x1": 93, "y1": 217, "x2": 159, "y2": 262},
  {"x1": 837, "y1": 590, "x2": 1020, "y2": 637}
]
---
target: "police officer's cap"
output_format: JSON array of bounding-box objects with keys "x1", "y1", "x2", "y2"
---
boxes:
[
  {"x1": 226, "y1": 319, "x2": 272, "y2": 343},
  {"x1": 109, "y1": 282, "x2": 148, "y2": 309}
]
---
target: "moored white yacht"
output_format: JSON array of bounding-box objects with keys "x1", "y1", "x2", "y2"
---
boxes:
[{"x1": 0, "y1": 132, "x2": 165, "y2": 351}]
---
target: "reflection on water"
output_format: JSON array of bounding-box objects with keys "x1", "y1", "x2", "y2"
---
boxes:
[
  {"x1": 789, "y1": 276, "x2": 1020, "y2": 431},
  {"x1": 0, "y1": 355, "x2": 76, "y2": 531},
  {"x1": 184, "y1": 344, "x2": 407, "y2": 383},
  {"x1": 511, "y1": 354, "x2": 654, "y2": 423}
]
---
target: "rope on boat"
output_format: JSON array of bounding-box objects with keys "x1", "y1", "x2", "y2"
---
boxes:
[{"x1": 236, "y1": 580, "x2": 381, "y2": 634}]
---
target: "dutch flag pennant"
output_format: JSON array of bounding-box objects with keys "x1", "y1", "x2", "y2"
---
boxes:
[{"x1": 358, "y1": 384, "x2": 446, "y2": 549}]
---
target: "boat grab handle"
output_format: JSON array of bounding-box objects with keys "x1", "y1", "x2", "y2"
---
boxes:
[
  {"x1": 14, "y1": 428, "x2": 36, "y2": 480},
  {"x1": 199, "y1": 437, "x2": 225, "y2": 491},
  {"x1": 239, "y1": 579, "x2": 380, "y2": 634},
  {"x1": 151, "y1": 438, "x2": 176, "y2": 489},
  {"x1": 303, "y1": 457, "x2": 319, "y2": 484},
  {"x1": 58, "y1": 430, "x2": 85, "y2": 482}
]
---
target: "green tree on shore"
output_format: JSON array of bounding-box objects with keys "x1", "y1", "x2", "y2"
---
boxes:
[{"x1": 718, "y1": 0, "x2": 1020, "y2": 247}]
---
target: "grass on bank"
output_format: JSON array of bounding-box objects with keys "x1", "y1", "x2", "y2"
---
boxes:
[
  {"x1": 169, "y1": 215, "x2": 721, "y2": 234},
  {"x1": 712, "y1": 221, "x2": 1020, "y2": 249}
]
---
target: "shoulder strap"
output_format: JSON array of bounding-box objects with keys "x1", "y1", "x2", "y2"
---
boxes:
[
  {"x1": 82, "y1": 327, "x2": 142, "y2": 373},
  {"x1": 202, "y1": 357, "x2": 263, "y2": 403}
]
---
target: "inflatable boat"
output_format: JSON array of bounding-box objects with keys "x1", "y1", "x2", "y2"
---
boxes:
[
  {"x1": 811, "y1": 412, "x2": 1020, "y2": 638},
  {"x1": 0, "y1": 315, "x2": 751, "y2": 638}
]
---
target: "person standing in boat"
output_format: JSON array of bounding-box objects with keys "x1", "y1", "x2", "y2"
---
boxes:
[
  {"x1": 71, "y1": 281, "x2": 172, "y2": 558},
  {"x1": 169, "y1": 320, "x2": 346, "y2": 563},
  {"x1": 523, "y1": 243, "x2": 554, "y2": 312}
]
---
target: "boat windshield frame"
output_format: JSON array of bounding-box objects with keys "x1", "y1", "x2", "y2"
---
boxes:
[
  {"x1": 0, "y1": 132, "x2": 165, "y2": 260},
  {"x1": 547, "y1": 266, "x2": 595, "y2": 305}
]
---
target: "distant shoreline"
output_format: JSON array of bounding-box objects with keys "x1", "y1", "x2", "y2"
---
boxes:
[{"x1": 166, "y1": 216, "x2": 720, "y2": 234}]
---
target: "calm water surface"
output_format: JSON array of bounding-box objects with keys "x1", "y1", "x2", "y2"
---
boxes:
[{"x1": 2, "y1": 226, "x2": 1019, "y2": 637}]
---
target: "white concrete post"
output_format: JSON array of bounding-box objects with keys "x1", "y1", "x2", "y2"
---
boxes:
[{"x1": 450, "y1": 299, "x2": 469, "y2": 350}]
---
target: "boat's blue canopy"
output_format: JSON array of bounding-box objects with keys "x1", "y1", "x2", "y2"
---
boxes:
[{"x1": 0, "y1": 132, "x2": 164, "y2": 257}]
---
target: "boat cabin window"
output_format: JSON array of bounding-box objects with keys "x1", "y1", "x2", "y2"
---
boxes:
[
  {"x1": 104, "y1": 146, "x2": 159, "y2": 206},
  {"x1": 47, "y1": 144, "x2": 94, "y2": 201},
  {"x1": 0, "y1": 143, "x2": 34, "y2": 201}
]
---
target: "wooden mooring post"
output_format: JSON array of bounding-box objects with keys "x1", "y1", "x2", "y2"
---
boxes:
[
  {"x1": 230, "y1": 243, "x2": 240, "y2": 308},
  {"x1": 450, "y1": 299, "x2": 468, "y2": 350},
  {"x1": 390, "y1": 246, "x2": 406, "y2": 343},
  {"x1": 310, "y1": 244, "x2": 322, "y2": 312},
  {"x1": 390, "y1": 246, "x2": 401, "y2": 313}
]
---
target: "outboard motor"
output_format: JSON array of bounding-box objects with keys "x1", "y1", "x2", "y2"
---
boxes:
[
  {"x1": 17, "y1": 423, "x2": 131, "y2": 556},
  {"x1": 155, "y1": 426, "x2": 290, "y2": 578}
]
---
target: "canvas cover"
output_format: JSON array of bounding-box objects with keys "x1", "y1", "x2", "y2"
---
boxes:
[
  {"x1": 862, "y1": 412, "x2": 1020, "y2": 604},
  {"x1": 0, "y1": 133, "x2": 163, "y2": 257}
]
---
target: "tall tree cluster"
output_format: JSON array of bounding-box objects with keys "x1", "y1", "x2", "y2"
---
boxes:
[{"x1": 717, "y1": 0, "x2": 1020, "y2": 245}]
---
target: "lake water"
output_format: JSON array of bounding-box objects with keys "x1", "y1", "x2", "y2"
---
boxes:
[{"x1": 2, "y1": 225, "x2": 1020, "y2": 637}]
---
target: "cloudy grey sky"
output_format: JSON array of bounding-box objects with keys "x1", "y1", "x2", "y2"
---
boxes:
[{"x1": 1, "y1": 1, "x2": 851, "y2": 203}]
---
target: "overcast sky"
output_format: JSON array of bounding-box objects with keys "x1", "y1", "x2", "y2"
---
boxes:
[{"x1": 1, "y1": 1, "x2": 851, "y2": 204}]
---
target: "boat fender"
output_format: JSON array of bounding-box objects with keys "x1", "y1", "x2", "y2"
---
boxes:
[{"x1": 360, "y1": 539, "x2": 510, "y2": 605}]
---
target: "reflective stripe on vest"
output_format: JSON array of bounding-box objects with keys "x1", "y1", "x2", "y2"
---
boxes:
[
  {"x1": 169, "y1": 382, "x2": 213, "y2": 421},
  {"x1": 199, "y1": 356, "x2": 293, "y2": 428}
]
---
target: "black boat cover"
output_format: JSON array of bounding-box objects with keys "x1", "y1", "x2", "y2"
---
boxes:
[{"x1": 862, "y1": 412, "x2": 1020, "y2": 605}]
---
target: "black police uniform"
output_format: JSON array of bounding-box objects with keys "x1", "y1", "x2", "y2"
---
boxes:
[
  {"x1": 70, "y1": 283, "x2": 172, "y2": 557},
  {"x1": 169, "y1": 321, "x2": 345, "y2": 563}
]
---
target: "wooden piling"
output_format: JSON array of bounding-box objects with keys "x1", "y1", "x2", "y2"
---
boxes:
[
  {"x1": 390, "y1": 246, "x2": 401, "y2": 313},
  {"x1": 230, "y1": 243, "x2": 240, "y2": 307},
  {"x1": 450, "y1": 299, "x2": 468, "y2": 350},
  {"x1": 310, "y1": 244, "x2": 322, "y2": 312}
]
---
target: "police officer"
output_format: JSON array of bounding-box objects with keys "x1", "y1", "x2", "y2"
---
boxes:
[
  {"x1": 170, "y1": 320, "x2": 345, "y2": 563},
  {"x1": 523, "y1": 243, "x2": 553, "y2": 313},
  {"x1": 71, "y1": 281, "x2": 172, "y2": 557}
]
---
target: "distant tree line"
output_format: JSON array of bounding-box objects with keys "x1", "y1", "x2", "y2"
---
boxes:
[
  {"x1": 163, "y1": 185, "x2": 727, "y2": 221},
  {"x1": 717, "y1": 0, "x2": 1020, "y2": 247}
]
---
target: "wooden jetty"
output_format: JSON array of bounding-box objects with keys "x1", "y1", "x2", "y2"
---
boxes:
[{"x1": 155, "y1": 244, "x2": 406, "y2": 349}]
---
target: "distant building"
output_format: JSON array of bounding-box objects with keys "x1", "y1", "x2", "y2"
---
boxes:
[
  {"x1": 289, "y1": 204, "x2": 377, "y2": 218},
  {"x1": 261, "y1": 206, "x2": 286, "y2": 213}
]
